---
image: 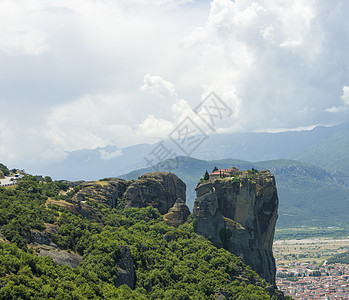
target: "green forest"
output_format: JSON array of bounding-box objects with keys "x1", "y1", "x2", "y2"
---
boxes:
[
  {"x1": 0, "y1": 173, "x2": 288, "y2": 299},
  {"x1": 327, "y1": 251, "x2": 349, "y2": 265}
]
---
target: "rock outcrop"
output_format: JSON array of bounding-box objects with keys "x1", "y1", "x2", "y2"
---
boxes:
[
  {"x1": 114, "y1": 245, "x2": 136, "y2": 289},
  {"x1": 38, "y1": 248, "x2": 83, "y2": 268},
  {"x1": 124, "y1": 172, "x2": 186, "y2": 214},
  {"x1": 24, "y1": 224, "x2": 59, "y2": 247},
  {"x1": 73, "y1": 178, "x2": 128, "y2": 208},
  {"x1": 23, "y1": 224, "x2": 83, "y2": 268},
  {"x1": 67, "y1": 173, "x2": 186, "y2": 216},
  {"x1": 47, "y1": 198, "x2": 102, "y2": 221},
  {"x1": 0, "y1": 170, "x2": 4, "y2": 179},
  {"x1": 163, "y1": 198, "x2": 190, "y2": 227},
  {"x1": 193, "y1": 170, "x2": 279, "y2": 286}
]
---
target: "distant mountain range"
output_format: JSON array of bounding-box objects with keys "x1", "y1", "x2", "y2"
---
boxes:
[
  {"x1": 294, "y1": 129, "x2": 349, "y2": 185},
  {"x1": 121, "y1": 157, "x2": 349, "y2": 228},
  {"x1": 29, "y1": 121, "x2": 349, "y2": 228},
  {"x1": 34, "y1": 121, "x2": 349, "y2": 182}
]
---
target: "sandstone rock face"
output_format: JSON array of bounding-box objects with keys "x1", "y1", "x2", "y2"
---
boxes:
[
  {"x1": 193, "y1": 185, "x2": 224, "y2": 244},
  {"x1": 74, "y1": 178, "x2": 128, "y2": 208},
  {"x1": 163, "y1": 198, "x2": 190, "y2": 227},
  {"x1": 71, "y1": 173, "x2": 185, "y2": 215},
  {"x1": 124, "y1": 172, "x2": 186, "y2": 214},
  {"x1": 0, "y1": 170, "x2": 5, "y2": 179},
  {"x1": 193, "y1": 170, "x2": 279, "y2": 286}
]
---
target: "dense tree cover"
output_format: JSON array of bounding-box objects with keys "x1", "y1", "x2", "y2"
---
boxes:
[
  {"x1": 0, "y1": 176, "x2": 66, "y2": 249},
  {"x1": 0, "y1": 164, "x2": 9, "y2": 176},
  {"x1": 0, "y1": 242, "x2": 142, "y2": 300},
  {"x1": 327, "y1": 251, "x2": 349, "y2": 264},
  {"x1": 0, "y1": 175, "x2": 282, "y2": 299},
  {"x1": 274, "y1": 226, "x2": 349, "y2": 240}
]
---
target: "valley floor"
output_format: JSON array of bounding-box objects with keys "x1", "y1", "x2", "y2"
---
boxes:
[{"x1": 273, "y1": 237, "x2": 349, "y2": 299}]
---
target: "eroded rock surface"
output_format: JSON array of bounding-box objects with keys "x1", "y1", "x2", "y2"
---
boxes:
[
  {"x1": 67, "y1": 173, "x2": 186, "y2": 215},
  {"x1": 124, "y1": 172, "x2": 186, "y2": 214},
  {"x1": 38, "y1": 248, "x2": 83, "y2": 268},
  {"x1": 73, "y1": 178, "x2": 128, "y2": 208},
  {"x1": 114, "y1": 246, "x2": 136, "y2": 289},
  {"x1": 163, "y1": 198, "x2": 190, "y2": 227},
  {"x1": 193, "y1": 170, "x2": 279, "y2": 286}
]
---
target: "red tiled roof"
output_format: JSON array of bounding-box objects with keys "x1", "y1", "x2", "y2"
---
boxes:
[{"x1": 209, "y1": 167, "x2": 239, "y2": 176}]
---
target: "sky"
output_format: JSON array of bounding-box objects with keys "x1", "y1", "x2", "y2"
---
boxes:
[{"x1": 1, "y1": 0, "x2": 349, "y2": 169}]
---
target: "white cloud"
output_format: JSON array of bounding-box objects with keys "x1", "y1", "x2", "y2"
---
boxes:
[
  {"x1": 136, "y1": 115, "x2": 174, "y2": 139},
  {"x1": 0, "y1": 30, "x2": 50, "y2": 56},
  {"x1": 325, "y1": 86, "x2": 349, "y2": 113},
  {"x1": 1, "y1": 0, "x2": 349, "y2": 169},
  {"x1": 0, "y1": 123, "x2": 67, "y2": 168},
  {"x1": 325, "y1": 106, "x2": 347, "y2": 113},
  {"x1": 171, "y1": 99, "x2": 194, "y2": 120},
  {"x1": 279, "y1": 38, "x2": 303, "y2": 48},
  {"x1": 177, "y1": 0, "x2": 348, "y2": 131},
  {"x1": 0, "y1": 1, "x2": 50, "y2": 56},
  {"x1": 99, "y1": 149, "x2": 123, "y2": 161},
  {"x1": 121, "y1": 0, "x2": 193, "y2": 8},
  {"x1": 140, "y1": 74, "x2": 177, "y2": 97},
  {"x1": 46, "y1": 93, "x2": 142, "y2": 151},
  {"x1": 341, "y1": 86, "x2": 349, "y2": 105}
]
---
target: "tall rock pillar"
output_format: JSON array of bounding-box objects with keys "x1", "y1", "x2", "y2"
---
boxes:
[{"x1": 193, "y1": 170, "x2": 279, "y2": 286}]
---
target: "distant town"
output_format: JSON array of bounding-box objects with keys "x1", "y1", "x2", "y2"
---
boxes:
[
  {"x1": 274, "y1": 238, "x2": 349, "y2": 299},
  {"x1": 277, "y1": 263, "x2": 349, "y2": 299}
]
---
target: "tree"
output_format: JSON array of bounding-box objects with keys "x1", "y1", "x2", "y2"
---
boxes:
[
  {"x1": 212, "y1": 166, "x2": 218, "y2": 172},
  {"x1": 204, "y1": 170, "x2": 209, "y2": 180},
  {"x1": 44, "y1": 176, "x2": 52, "y2": 183},
  {"x1": 0, "y1": 163, "x2": 9, "y2": 176}
]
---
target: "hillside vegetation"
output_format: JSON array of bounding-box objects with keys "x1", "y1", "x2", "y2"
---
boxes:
[
  {"x1": 294, "y1": 129, "x2": 349, "y2": 185},
  {"x1": 327, "y1": 251, "x2": 349, "y2": 265},
  {"x1": 0, "y1": 173, "x2": 285, "y2": 299}
]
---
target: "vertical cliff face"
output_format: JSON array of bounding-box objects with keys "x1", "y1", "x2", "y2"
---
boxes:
[
  {"x1": 193, "y1": 170, "x2": 278, "y2": 286},
  {"x1": 124, "y1": 172, "x2": 186, "y2": 214}
]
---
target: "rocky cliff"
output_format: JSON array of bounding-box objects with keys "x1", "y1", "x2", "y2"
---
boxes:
[
  {"x1": 163, "y1": 198, "x2": 190, "y2": 227},
  {"x1": 193, "y1": 170, "x2": 278, "y2": 286},
  {"x1": 66, "y1": 172, "x2": 186, "y2": 216},
  {"x1": 124, "y1": 172, "x2": 186, "y2": 214},
  {"x1": 73, "y1": 178, "x2": 128, "y2": 209}
]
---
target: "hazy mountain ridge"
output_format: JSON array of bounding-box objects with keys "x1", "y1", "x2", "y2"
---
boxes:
[
  {"x1": 121, "y1": 157, "x2": 349, "y2": 228},
  {"x1": 13, "y1": 121, "x2": 349, "y2": 229},
  {"x1": 191, "y1": 122, "x2": 349, "y2": 162},
  {"x1": 27, "y1": 122, "x2": 349, "y2": 181},
  {"x1": 294, "y1": 128, "x2": 349, "y2": 184}
]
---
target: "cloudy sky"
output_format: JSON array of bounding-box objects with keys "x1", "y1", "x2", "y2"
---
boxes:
[{"x1": 1, "y1": 0, "x2": 349, "y2": 168}]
